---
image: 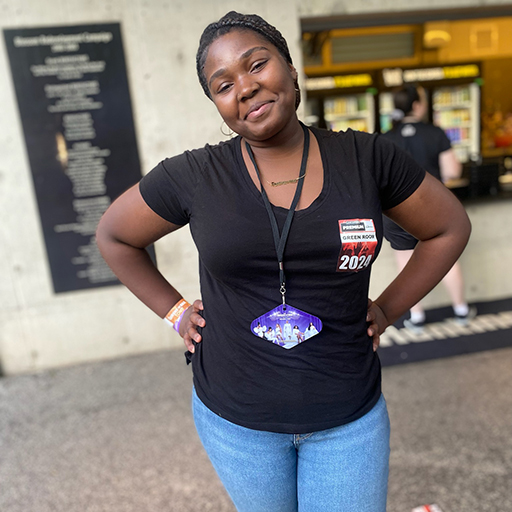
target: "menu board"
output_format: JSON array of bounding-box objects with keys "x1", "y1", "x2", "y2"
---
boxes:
[{"x1": 4, "y1": 24, "x2": 148, "y2": 293}]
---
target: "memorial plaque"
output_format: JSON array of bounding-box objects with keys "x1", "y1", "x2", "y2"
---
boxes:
[{"x1": 4, "y1": 23, "x2": 150, "y2": 293}]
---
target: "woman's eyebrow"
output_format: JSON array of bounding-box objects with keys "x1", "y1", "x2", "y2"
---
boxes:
[
  {"x1": 240, "y1": 45, "x2": 269, "y2": 60},
  {"x1": 208, "y1": 46, "x2": 269, "y2": 89}
]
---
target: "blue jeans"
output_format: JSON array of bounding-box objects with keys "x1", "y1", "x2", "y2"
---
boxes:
[{"x1": 192, "y1": 389, "x2": 390, "y2": 512}]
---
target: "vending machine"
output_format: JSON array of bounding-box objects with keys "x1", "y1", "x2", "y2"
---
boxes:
[
  {"x1": 432, "y1": 83, "x2": 480, "y2": 163},
  {"x1": 323, "y1": 92, "x2": 376, "y2": 133}
]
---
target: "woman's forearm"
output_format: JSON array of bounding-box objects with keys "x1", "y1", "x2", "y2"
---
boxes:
[
  {"x1": 375, "y1": 227, "x2": 470, "y2": 327},
  {"x1": 96, "y1": 234, "x2": 182, "y2": 318},
  {"x1": 97, "y1": 230, "x2": 206, "y2": 350},
  {"x1": 95, "y1": 185, "x2": 187, "y2": 318},
  {"x1": 376, "y1": 171, "x2": 472, "y2": 327}
]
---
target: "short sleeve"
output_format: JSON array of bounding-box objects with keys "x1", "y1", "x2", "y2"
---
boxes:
[
  {"x1": 369, "y1": 134, "x2": 427, "y2": 211},
  {"x1": 139, "y1": 151, "x2": 203, "y2": 225}
]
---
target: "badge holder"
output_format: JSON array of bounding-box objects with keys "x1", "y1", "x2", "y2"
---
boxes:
[
  {"x1": 251, "y1": 303, "x2": 322, "y2": 349},
  {"x1": 247, "y1": 124, "x2": 322, "y2": 349}
]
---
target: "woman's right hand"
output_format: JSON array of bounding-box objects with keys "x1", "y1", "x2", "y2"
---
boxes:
[
  {"x1": 179, "y1": 299, "x2": 205, "y2": 353},
  {"x1": 366, "y1": 299, "x2": 390, "y2": 352}
]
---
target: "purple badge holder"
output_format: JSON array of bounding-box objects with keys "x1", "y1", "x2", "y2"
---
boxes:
[{"x1": 251, "y1": 304, "x2": 322, "y2": 349}]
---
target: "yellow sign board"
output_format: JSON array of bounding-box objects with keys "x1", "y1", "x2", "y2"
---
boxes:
[
  {"x1": 383, "y1": 64, "x2": 480, "y2": 86},
  {"x1": 442, "y1": 64, "x2": 480, "y2": 80},
  {"x1": 306, "y1": 73, "x2": 373, "y2": 91}
]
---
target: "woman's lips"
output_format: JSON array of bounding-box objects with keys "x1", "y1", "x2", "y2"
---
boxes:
[{"x1": 245, "y1": 101, "x2": 273, "y2": 120}]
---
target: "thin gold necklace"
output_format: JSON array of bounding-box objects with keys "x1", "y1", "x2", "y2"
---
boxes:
[
  {"x1": 247, "y1": 131, "x2": 308, "y2": 187},
  {"x1": 266, "y1": 169, "x2": 307, "y2": 187}
]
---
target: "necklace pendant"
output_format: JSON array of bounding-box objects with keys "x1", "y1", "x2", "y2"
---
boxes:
[
  {"x1": 271, "y1": 177, "x2": 298, "y2": 187},
  {"x1": 270, "y1": 171, "x2": 307, "y2": 187}
]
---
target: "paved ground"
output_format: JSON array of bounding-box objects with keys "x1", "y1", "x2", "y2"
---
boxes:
[{"x1": 1, "y1": 346, "x2": 511, "y2": 512}]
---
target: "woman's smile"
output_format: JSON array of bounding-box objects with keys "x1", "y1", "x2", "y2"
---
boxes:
[{"x1": 245, "y1": 100, "x2": 274, "y2": 120}]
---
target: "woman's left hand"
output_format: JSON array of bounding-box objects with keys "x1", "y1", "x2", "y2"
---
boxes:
[{"x1": 366, "y1": 299, "x2": 389, "y2": 351}]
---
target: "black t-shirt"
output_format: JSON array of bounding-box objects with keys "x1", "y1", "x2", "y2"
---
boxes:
[
  {"x1": 139, "y1": 126, "x2": 425, "y2": 433},
  {"x1": 383, "y1": 122, "x2": 452, "y2": 249},
  {"x1": 383, "y1": 122, "x2": 451, "y2": 181}
]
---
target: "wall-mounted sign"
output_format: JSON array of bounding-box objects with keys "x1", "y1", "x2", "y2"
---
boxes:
[
  {"x1": 306, "y1": 73, "x2": 373, "y2": 91},
  {"x1": 382, "y1": 64, "x2": 480, "y2": 87},
  {"x1": 4, "y1": 23, "x2": 148, "y2": 293}
]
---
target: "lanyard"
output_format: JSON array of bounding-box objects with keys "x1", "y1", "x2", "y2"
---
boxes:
[{"x1": 245, "y1": 123, "x2": 310, "y2": 307}]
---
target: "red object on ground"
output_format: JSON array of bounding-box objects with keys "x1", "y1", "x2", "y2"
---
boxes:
[{"x1": 411, "y1": 505, "x2": 444, "y2": 512}]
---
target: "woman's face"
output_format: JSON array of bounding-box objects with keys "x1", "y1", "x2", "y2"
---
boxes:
[{"x1": 203, "y1": 29, "x2": 298, "y2": 142}]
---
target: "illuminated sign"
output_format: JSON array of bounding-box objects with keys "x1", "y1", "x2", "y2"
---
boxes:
[
  {"x1": 382, "y1": 64, "x2": 480, "y2": 87},
  {"x1": 442, "y1": 64, "x2": 480, "y2": 79},
  {"x1": 306, "y1": 73, "x2": 373, "y2": 91}
]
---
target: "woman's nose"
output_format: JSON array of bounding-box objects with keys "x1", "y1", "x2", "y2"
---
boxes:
[{"x1": 236, "y1": 76, "x2": 259, "y2": 102}]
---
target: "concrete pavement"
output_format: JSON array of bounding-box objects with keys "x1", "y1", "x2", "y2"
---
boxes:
[{"x1": 1, "y1": 346, "x2": 511, "y2": 512}]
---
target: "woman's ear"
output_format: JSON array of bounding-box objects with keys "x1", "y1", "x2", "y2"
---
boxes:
[
  {"x1": 292, "y1": 67, "x2": 301, "y2": 110},
  {"x1": 289, "y1": 64, "x2": 298, "y2": 82}
]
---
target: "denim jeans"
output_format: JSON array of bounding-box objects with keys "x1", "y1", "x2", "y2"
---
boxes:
[{"x1": 192, "y1": 389, "x2": 390, "y2": 512}]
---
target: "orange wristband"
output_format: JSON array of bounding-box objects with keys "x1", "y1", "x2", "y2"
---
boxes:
[{"x1": 163, "y1": 299, "x2": 191, "y2": 332}]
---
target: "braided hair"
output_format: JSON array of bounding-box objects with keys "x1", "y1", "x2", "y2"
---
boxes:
[{"x1": 196, "y1": 11, "x2": 299, "y2": 107}]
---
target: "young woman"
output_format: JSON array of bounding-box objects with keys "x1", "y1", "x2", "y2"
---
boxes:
[
  {"x1": 304, "y1": 322, "x2": 319, "y2": 340},
  {"x1": 253, "y1": 321, "x2": 264, "y2": 338},
  {"x1": 283, "y1": 319, "x2": 292, "y2": 340},
  {"x1": 292, "y1": 325, "x2": 305, "y2": 343},
  {"x1": 96, "y1": 12, "x2": 471, "y2": 512}
]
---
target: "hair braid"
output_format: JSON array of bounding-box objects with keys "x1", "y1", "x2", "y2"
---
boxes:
[{"x1": 196, "y1": 11, "x2": 294, "y2": 100}]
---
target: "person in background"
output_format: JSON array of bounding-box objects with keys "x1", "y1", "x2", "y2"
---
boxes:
[
  {"x1": 384, "y1": 85, "x2": 477, "y2": 333},
  {"x1": 96, "y1": 12, "x2": 471, "y2": 512}
]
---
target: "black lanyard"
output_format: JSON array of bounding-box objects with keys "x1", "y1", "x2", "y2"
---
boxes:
[{"x1": 245, "y1": 123, "x2": 310, "y2": 306}]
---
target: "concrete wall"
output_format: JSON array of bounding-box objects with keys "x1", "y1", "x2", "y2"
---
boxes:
[{"x1": 1, "y1": 0, "x2": 511, "y2": 375}]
